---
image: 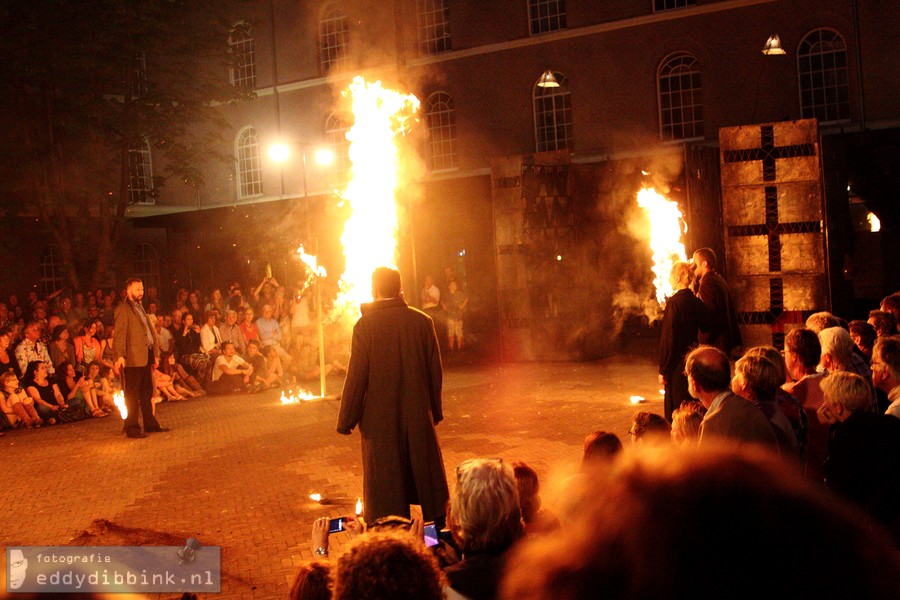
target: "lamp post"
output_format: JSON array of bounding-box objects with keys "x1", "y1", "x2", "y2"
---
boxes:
[{"x1": 269, "y1": 142, "x2": 335, "y2": 397}]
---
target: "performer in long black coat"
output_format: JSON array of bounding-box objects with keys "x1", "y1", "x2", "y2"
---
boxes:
[
  {"x1": 660, "y1": 262, "x2": 709, "y2": 421},
  {"x1": 337, "y1": 267, "x2": 449, "y2": 524},
  {"x1": 692, "y1": 247, "x2": 743, "y2": 356}
]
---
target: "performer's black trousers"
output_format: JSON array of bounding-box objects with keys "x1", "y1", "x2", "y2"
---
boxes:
[{"x1": 123, "y1": 350, "x2": 160, "y2": 434}]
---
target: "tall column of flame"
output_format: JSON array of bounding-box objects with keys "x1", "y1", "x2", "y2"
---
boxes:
[
  {"x1": 636, "y1": 188, "x2": 687, "y2": 307},
  {"x1": 336, "y1": 77, "x2": 420, "y2": 314}
]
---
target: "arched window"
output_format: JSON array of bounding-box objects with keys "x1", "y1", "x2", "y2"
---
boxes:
[
  {"x1": 325, "y1": 113, "x2": 351, "y2": 177},
  {"x1": 657, "y1": 52, "x2": 704, "y2": 141},
  {"x1": 133, "y1": 243, "x2": 161, "y2": 290},
  {"x1": 797, "y1": 29, "x2": 850, "y2": 123},
  {"x1": 418, "y1": 0, "x2": 451, "y2": 55},
  {"x1": 236, "y1": 126, "x2": 263, "y2": 198},
  {"x1": 529, "y1": 0, "x2": 566, "y2": 35},
  {"x1": 533, "y1": 71, "x2": 572, "y2": 152},
  {"x1": 426, "y1": 92, "x2": 457, "y2": 171},
  {"x1": 320, "y1": 3, "x2": 349, "y2": 73},
  {"x1": 128, "y1": 139, "x2": 154, "y2": 205},
  {"x1": 40, "y1": 245, "x2": 66, "y2": 297},
  {"x1": 229, "y1": 22, "x2": 256, "y2": 88}
]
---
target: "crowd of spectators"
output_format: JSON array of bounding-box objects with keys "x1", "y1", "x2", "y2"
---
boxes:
[
  {"x1": 0, "y1": 276, "x2": 351, "y2": 433},
  {"x1": 285, "y1": 289, "x2": 900, "y2": 599}
]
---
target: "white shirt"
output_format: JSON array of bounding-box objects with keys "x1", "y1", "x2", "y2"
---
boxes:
[
  {"x1": 421, "y1": 284, "x2": 440, "y2": 309},
  {"x1": 212, "y1": 354, "x2": 247, "y2": 382},
  {"x1": 200, "y1": 324, "x2": 223, "y2": 354}
]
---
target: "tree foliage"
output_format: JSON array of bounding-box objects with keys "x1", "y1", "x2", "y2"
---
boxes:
[{"x1": 0, "y1": 0, "x2": 253, "y2": 290}]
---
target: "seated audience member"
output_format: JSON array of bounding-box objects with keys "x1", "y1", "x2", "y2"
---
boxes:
[
  {"x1": 869, "y1": 309, "x2": 898, "y2": 338},
  {"x1": 48, "y1": 325, "x2": 76, "y2": 371},
  {"x1": 500, "y1": 445, "x2": 900, "y2": 600},
  {"x1": 156, "y1": 316, "x2": 174, "y2": 354},
  {"x1": 159, "y1": 352, "x2": 203, "y2": 397},
  {"x1": 332, "y1": 530, "x2": 445, "y2": 600},
  {"x1": 686, "y1": 346, "x2": 777, "y2": 449},
  {"x1": 57, "y1": 362, "x2": 105, "y2": 418},
  {"x1": 628, "y1": 411, "x2": 671, "y2": 445},
  {"x1": 289, "y1": 560, "x2": 331, "y2": 600},
  {"x1": 240, "y1": 306, "x2": 259, "y2": 343},
  {"x1": 246, "y1": 340, "x2": 277, "y2": 389},
  {"x1": 0, "y1": 371, "x2": 43, "y2": 428},
  {"x1": 881, "y1": 293, "x2": 900, "y2": 324},
  {"x1": 783, "y1": 328, "x2": 828, "y2": 479},
  {"x1": 207, "y1": 341, "x2": 254, "y2": 395},
  {"x1": 0, "y1": 326, "x2": 23, "y2": 377},
  {"x1": 871, "y1": 336, "x2": 900, "y2": 418},
  {"x1": 257, "y1": 304, "x2": 291, "y2": 368},
  {"x1": 263, "y1": 344, "x2": 285, "y2": 387},
  {"x1": 85, "y1": 361, "x2": 115, "y2": 411},
  {"x1": 743, "y1": 345, "x2": 808, "y2": 453},
  {"x1": 175, "y1": 313, "x2": 210, "y2": 384},
  {"x1": 581, "y1": 430, "x2": 623, "y2": 467},
  {"x1": 805, "y1": 311, "x2": 841, "y2": 334},
  {"x1": 205, "y1": 288, "x2": 225, "y2": 314},
  {"x1": 218, "y1": 309, "x2": 246, "y2": 355},
  {"x1": 732, "y1": 353, "x2": 799, "y2": 457},
  {"x1": 670, "y1": 400, "x2": 706, "y2": 447},
  {"x1": 23, "y1": 360, "x2": 86, "y2": 423},
  {"x1": 512, "y1": 461, "x2": 560, "y2": 536},
  {"x1": 446, "y1": 458, "x2": 525, "y2": 600},
  {"x1": 74, "y1": 319, "x2": 103, "y2": 370},
  {"x1": 819, "y1": 371, "x2": 900, "y2": 540},
  {"x1": 848, "y1": 319, "x2": 877, "y2": 361},
  {"x1": 15, "y1": 321, "x2": 54, "y2": 377},
  {"x1": 199, "y1": 310, "x2": 224, "y2": 357},
  {"x1": 819, "y1": 326, "x2": 875, "y2": 410}
]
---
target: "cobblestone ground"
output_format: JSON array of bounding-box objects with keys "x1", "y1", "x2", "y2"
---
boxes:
[{"x1": 0, "y1": 351, "x2": 659, "y2": 599}]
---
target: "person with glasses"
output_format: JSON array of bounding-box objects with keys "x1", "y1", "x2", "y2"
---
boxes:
[{"x1": 337, "y1": 266, "x2": 449, "y2": 526}]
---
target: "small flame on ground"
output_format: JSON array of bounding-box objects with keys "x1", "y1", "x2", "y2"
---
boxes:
[
  {"x1": 310, "y1": 493, "x2": 322, "y2": 502},
  {"x1": 281, "y1": 389, "x2": 317, "y2": 404},
  {"x1": 630, "y1": 395, "x2": 646, "y2": 404},
  {"x1": 113, "y1": 390, "x2": 127, "y2": 419},
  {"x1": 867, "y1": 212, "x2": 881, "y2": 232},
  {"x1": 636, "y1": 188, "x2": 687, "y2": 308},
  {"x1": 355, "y1": 498, "x2": 363, "y2": 516},
  {"x1": 658, "y1": 389, "x2": 666, "y2": 396}
]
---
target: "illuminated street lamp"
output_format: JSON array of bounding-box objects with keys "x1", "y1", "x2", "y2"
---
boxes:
[{"x1": 269, "y1": 141, "x2": 335, "y2": 398}]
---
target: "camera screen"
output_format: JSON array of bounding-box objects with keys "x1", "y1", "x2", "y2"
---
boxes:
[
  {"x1": 328, "y1": 517, "x2": 346, "y2": 534},
  {"x1": 423, "y1": 522, "x2": 438, "y2": 548}
]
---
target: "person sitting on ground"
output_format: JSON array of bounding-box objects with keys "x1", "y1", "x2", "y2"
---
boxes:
[
  {"x1": 207, "y1": 341, "x2": 255, "y2": 395},
  {"x1": 500, "y1": 445, "x2": 900, "y2": 600},
  {"x1": 257, "y1": 304, "x2": 291, "y2": 369},
  {"x1": 872, "y1": 336, "x2": 900, "y2": 419},
  {"x1": 869, "y1": 309, "x2": 898, "y2": 339},
  {"x1": 849, "y1": 320, "x2": 878, "y2": 361},
  {"x1": 686, "y1": 346, "x2": 777, "y2": 449},
  {"x1": 85, "y1": 361, "x2": 115, "y2": 411},
  {"x1": 48, "y1": 325, "x2": 76, "y2": 371},
  {"x1": 1, "y1": 370, "x2": 43, "y2": 428},
  {"x1": 818, "y1": 370, "x2": 900, "y2": 540},
  {"x1": 246, "y1": 340, "x2": 277, "y2": 389},
  {"x1": 262, "y1": 344, "x2": 285, "y2": 387},
  {"x1": 153, "y1": 359, "x2": 187, "y2": 401},
  {"x1": 199, "y1": 310, "x2": 224, "y2": 357},
  {"x1": 670, "y1": 400, "x2": 706, "y2": 447},
  {"x1": 156, "y1": 315, "x2": 174, "y2": 354},
  {"x1": 512, "y1": 461, "x2": 560, "y2": 536},
  {"x1": 628, "y1": 411, "x2": 671, "y2": 445},
  {"x1": 74, "y1": 319, "x2": 103, "y2": 370},
  {"x1": 57, "y1": 362, "x2": 105, "y2": 418},
  {"x1": 332, "y1": 530, "x2": 446, "y2": 600},
  {"x1": 581, "y1": 430, "x2": 623, "y2": 468},
  {"x1": 23, "y1": 360, "x2": 86, "y2": 423},
  {"x1": 732, "y1": 353, "x2": 799, "y2": 458},
  {"x1": 445, "y1": 458, "x2": 525, "y2": 600},
  {"x1": 0, "y1": 326, "x2": 22, "y2": 378},
  {"x1": 240, "y1": 306, "x2": 259, "y2": 343},
  {"x1": 15, "y1": 321, "x2": 54, "y2": 377},
  {"x1": 175, "y1": 312, "x2": 210, "y2": 385},
  {"x1": 159, "y1": 352, "x2": 203, "y2": 397},
  {"x1": 820, "y1": 326, "x2": 876, "y2": 411}
]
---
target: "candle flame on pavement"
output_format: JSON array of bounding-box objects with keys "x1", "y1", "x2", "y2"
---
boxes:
[
  {"x1": 113, "y1": 390, "x2": 127, "y2": 419},
  {"x1": 630, "y1": 395, "x2": 646, "y2": 404},
  {"x1": 281, "y1": 389, "x2": 317, "y2": 404},
  {"x1": 310, "y1": 493, "x2": 322, "y2": 502},
  {"x1": 636, "y1": 188, "x2": 687, "y2": 308},
  {"x1": 356, "y1": 498, "x2": 363, "y2": 516}
]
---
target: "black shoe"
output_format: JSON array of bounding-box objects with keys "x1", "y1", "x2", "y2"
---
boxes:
[
  {"x1": 145, "y1": 427, "x2": 171, "y2": 433},
  {"x1": 126, "y1": 431, "x2": 147, "y2": 439}
]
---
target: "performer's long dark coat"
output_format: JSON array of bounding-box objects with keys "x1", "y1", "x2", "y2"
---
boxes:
[
  {"x1": 659, "y1": 288, "x2": 708, "y2": 420},
  {"x1": 337, "y1": 297, "x2": 449, "y2": 523},
  {"x1": 697, "y1": 270, "x2": 743, "y2": 355}
]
